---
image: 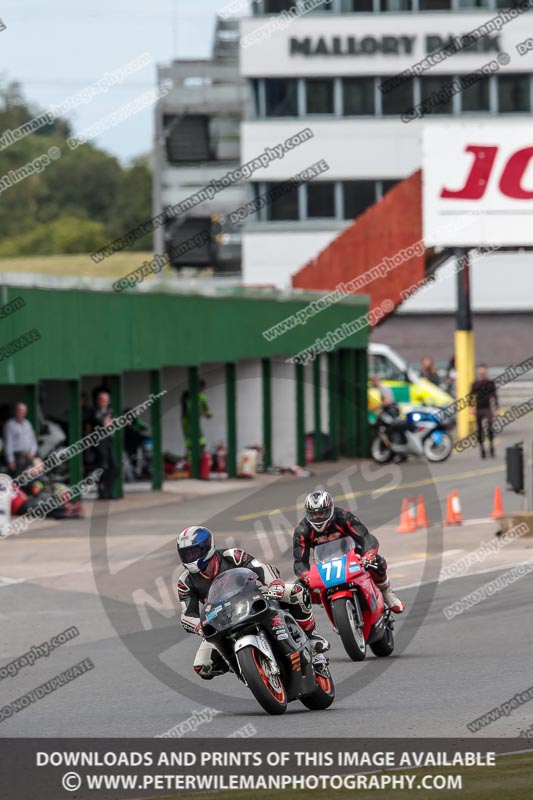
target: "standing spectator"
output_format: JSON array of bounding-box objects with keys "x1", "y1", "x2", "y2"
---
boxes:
[
  {"x1": 181, "y1": 380, "x2": 212, "y2": 456},
  {"x1": 470, "y1": 364, "x2": 498, "y2": 459},
  {"x1": 3, "y1": 402, "x2": 38, "y2": 479},
  {"x1": 370, "y1": 375, "x2": 395, "y2": 412},
  {"x1": 91, "y1": 378, "x2": 112, "y2": 407},
  {"x1": 90, "y1": 391, "x2": 117, "y2": 499},
  {"x1": 420, "y1": 355, "x2": 441, "y2": 386},
  {"x1": 445, "y1": 356, "x2": 456, "y2": 397}
]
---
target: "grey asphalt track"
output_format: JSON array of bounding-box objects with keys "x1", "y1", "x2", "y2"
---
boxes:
[{"x1": 1, "y1": 418, "x2": 533, "y2": 739}]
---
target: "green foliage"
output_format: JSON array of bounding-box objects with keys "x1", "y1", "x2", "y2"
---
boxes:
[
  {"x1": 0, "y1": 79, "x2": 152, "y2": 256},
  {"x1": 0, "y1": 216, "x2": 109, "y2": 257}
]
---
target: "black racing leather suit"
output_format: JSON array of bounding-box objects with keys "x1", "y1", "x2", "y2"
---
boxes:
[
  {"x1": 177, "y1": 548, "x2": 280, "y2": 633},
  {"x1": 293, "y1": 507, "x2": 387, "y2": 581},
  {"x1": 177, "y1": 548, "x2": 317, "y2": 678}
]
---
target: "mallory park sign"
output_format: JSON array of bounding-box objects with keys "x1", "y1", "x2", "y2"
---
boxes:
[{"x1": 289, "y1": 34, "x2": 502, "y2": 57}]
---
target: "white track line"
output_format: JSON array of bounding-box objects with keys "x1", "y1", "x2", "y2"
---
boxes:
[
  {"x1": 396, "y1": 558, "x2": 531, "y2": 591},
  {"x1": 391, "y1": 550, "x2": 464, "y2": 569}
]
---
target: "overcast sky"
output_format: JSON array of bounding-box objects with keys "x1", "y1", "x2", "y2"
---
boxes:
[{"x1": 2, "y1": 0, "x2": 250, "y2": 162}]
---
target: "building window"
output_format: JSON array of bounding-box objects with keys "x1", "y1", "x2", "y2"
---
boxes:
[
  {"x1": 381, "y1": 77, "x2": 414, "y2": 115},
  {"x1": 343, "y1": 181, "x2": 376, "y2": 219},
  {"x1": 307, "y1": 182, "x2": 336, "y2": 218},
  {"x1": 340, "y1": 0, "x2": 374, "y2": 10},
  {"x1": 264, "y1": 79, "x2": 298, "y2": 116},
  {"x1": 251, "y1": 80, "x2": 261, "y2": 117},
  {"x1": 457, "y1": 0, "x2": 490, "y2": 6},
  {"x1": 498, "y1": 75, "x2": 530, "y2": 113},
  {"x1": 305, "y1": 79, "x2": 335, "y2": 114},
  {"x1": 264, "y1": 182, "x2": 300, "y2": 221},
  {"x1": 343, "y1": 77, "x2": 375, "y2": 115},
  {"x1": 380, "y1": 0, "x2": 413, "y2": 10},
  {"x1": 381, "y1": 179, "x2": 400, "y2": 196},
  {"x1": 261, "y1": 0, "x2": 331, "y2": 9},
  {"x1": 303, "y1": 0, "x2": 333, "y2": 11},
  {"x1": 263, "y1": 0, "x2": 293, "y2": 11},
  {"x1": 461, "y1": 76, "x2": 490, "y2": 112},
  {"x1": 164, "y1": 115, "x2": 211, "y2": 163},
  {"x1": 420, "y1": 76, "x2": 453, "y2": 114},
  {"x1": 419, "y1": 0, "x2": 451, "y2": 8}
]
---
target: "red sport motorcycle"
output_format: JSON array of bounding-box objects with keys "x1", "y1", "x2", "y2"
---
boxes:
[{"x1": 308, "y1": 538, "x2": 395, "y2": 662}]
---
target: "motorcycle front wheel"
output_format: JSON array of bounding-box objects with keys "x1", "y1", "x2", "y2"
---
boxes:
[
  {"x1": 332, "y1": 597, "x2": 366, "y2": 661},
  {"x1": 423, "y1": 431, "x2": 453, "y2": 462},
  {"x1": 370, "y1": 437, "x2": 393, "y2": 464},
  {"x1": 238, "y1": 646, "x2": 287, "y2": 715}
]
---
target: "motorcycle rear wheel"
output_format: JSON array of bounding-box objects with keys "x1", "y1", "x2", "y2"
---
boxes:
[
  {"x1": 300, "y1": 665, "x2": 335, "y2": 710},
  {"x1": 332, "y1": 597, "x2": 366, "y2": 661},
  {"x1": 238, "y1": 646, "x2": 287, "y2": 715}
]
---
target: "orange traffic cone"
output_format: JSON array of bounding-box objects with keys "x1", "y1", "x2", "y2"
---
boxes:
[
  {"x1": 397, "y1": 498, "x2": 416, "y2": 533},
  {"x1": 444, "y1": 493, "x2": 457, "y2": 526},
  {"x1": 491, "y1": 486, "x2": 504, "y2": 519},
  {"x1": 408, "y1": 496, "x2": 417, "y2": 528},
  {"x1": 451, "y1": 490, "x2": 463, "y2": 524},
  {"x1": 416, "y1": 494, "x2": 430, "y2": 529}
]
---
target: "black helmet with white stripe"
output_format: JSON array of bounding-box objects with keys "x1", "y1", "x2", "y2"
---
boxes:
[{"x1": 304, "y1": 490, "x2": 334, "y2": 532}]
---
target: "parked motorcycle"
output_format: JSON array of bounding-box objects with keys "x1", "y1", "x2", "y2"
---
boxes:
[
  {"x1": 309, "y1": 538, "x2": 394, "y2": 662},
  {"x1": 37, "y1": 419, "x2": 69, "y2": 481},
  {"x1": 371, "y1": 405, "x2": 453, "y2": 464},
  {"x1": 200, "y1": 567, "x2": 335, "y2": 716}
]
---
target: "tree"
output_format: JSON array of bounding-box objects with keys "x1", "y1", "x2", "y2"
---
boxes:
[
  {"x1": 107, "y1": 159, "x2": 152, "y2": 250},
  {"x1": 0, "y1": 78, "x2": 154, "y2": 256},
  {"x1": 0, "y1": 216, "x2": 109, "y2": 256}
]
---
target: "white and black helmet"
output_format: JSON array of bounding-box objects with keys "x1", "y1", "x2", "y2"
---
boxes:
[
  {"x1": 176, "y1": 526, "x2": 216, "y2": 573},
  {"x1": 304, "y1": 490, "x2": 334, "y2": 532}
]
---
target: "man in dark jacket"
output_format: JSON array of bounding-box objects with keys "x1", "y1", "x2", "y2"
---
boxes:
[
  {"x1": 90, "y1": 391, "x2": 117, "y2": 499},
  {"x1": 470, "y1": 364, "x2": 498, "y2": 459},
  {"x1": 293, "y1": 490, "x2": 404, "y2": 613}
]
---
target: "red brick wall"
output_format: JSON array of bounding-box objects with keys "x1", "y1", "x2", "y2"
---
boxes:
[{"x1": 292, "y1": 171, "x2": 426, "y2": 326}]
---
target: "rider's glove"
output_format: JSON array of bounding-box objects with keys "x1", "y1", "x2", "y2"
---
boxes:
[
  {"x1": 361, "y1": 552, "x2": 379, "y2": 572},
  {"x1": 298, "y1": 571, "x2": 311, "y2": 587},
  {"x1": 265, "y1": 579, "x2": 286, "y2": 600}
]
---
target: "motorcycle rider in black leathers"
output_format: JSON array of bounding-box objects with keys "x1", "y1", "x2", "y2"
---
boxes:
[
  {"x1": 293, "y1": 491, "x2": 405, "y2": 613},
  {"x1": 176, "y1": 525, "x2": 330, "y2": 679}
]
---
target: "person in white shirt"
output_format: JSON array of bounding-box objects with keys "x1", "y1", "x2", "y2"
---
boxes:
[{"x1": 3, "y1": 402, "x2": 38, "y2": 478}]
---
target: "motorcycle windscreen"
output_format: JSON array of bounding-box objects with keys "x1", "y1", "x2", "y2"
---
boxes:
[
  {"x1": 314, "y1": 537, "x2": 354, "y2": 563},
  {"x1": 207, "y1": 567, "x2": 257, "y2": 604},
  {"x1": 202, "y1": 568, "x2": 263, "y2": 631}
]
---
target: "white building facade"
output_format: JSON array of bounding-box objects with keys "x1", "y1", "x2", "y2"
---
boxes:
[{"x1": 239, "y1": 1, "x2": 533, "y2": 289}]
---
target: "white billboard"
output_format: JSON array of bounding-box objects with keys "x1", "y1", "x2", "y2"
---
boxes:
[{"x1": 423, "y1": 122, "x2": 533, "y2": 246}]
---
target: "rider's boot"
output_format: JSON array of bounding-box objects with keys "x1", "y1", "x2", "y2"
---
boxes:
[
  {"x1": 376, "y1": 579, "x2": 405, "y2": 613},
  {"x1": 194, "y1": 652, "x2": 229, "y2": 680},
  {"x1": 307, "y1": 630, "x2": 331, "y2": 654},
  {"x1": 298, "y1": 615, "x2": 330, "y2": 653}
]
